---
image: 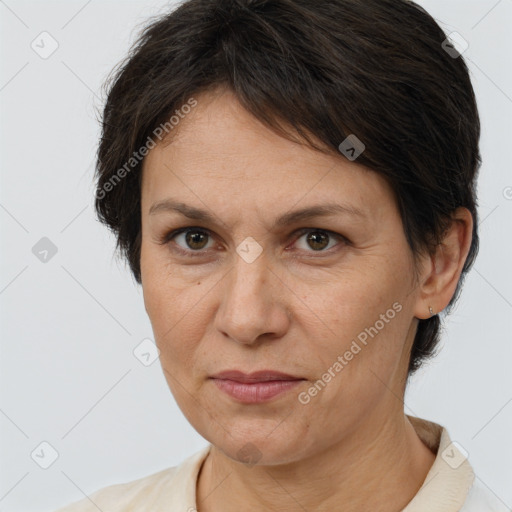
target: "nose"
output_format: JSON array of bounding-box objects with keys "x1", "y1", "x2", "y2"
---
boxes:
[{"x1": 214, "y1": 252, "x2": 291, "y2": 346}]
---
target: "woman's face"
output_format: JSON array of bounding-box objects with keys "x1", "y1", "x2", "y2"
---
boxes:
[{"x1": 140, "y1": 88, "x2": 425, "y2": 465}]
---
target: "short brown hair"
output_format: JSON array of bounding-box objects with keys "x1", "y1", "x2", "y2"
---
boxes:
[{"x1": 94, "y1": 0, "x2": 481, "y2": 375}]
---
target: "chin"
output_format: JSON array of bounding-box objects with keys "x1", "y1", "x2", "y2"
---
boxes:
[{"x1": 207, "y1": 423, "x2": 314, "y2": 467}]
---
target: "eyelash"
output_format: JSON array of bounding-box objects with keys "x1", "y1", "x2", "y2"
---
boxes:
[{"x1": 158, "y1": 227, "x2": 349, "y2": 258}]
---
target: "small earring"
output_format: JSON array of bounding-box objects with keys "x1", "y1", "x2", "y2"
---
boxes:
[{"x1": 429, "y1": 306, "x2": 435, "y2": 316}]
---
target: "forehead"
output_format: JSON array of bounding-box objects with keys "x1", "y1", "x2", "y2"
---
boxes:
[{"x1": 141, "y1": 89, "x2": 395, "y2": 221}]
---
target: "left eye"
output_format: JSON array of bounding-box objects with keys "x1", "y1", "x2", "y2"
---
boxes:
[{"x1": 293, "y1": 229, "x2": 345, "y2": 252}]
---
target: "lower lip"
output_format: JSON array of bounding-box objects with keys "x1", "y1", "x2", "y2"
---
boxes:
[{"x1": 212, "y1": 378, "x2": 303, "y2": 403}]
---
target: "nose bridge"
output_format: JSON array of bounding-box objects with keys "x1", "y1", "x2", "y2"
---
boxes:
[
  {"x1": 215, "y1": 247, "x2": 288, "y2": 344},
  {"x1": 230, "y1": 233, "x2": 271, "y2": 296},
  {"x1": 228, "y1": 250, "x2": 271, "y2": 314}
]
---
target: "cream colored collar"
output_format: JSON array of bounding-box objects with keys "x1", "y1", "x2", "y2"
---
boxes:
[{"x1": 402, "y1": 415, "x2": 474, "y2": 511}]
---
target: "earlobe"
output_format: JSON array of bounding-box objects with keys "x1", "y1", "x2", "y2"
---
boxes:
[{"x1": 413, "y1": 207, "x2": 473, "y2": 320}]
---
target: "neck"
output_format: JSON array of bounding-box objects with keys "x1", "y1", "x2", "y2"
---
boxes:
[{"x1": 196, "y1": 410, "x2": 436, "y2": 512}]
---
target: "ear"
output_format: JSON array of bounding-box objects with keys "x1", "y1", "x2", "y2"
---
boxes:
[{"x1": 413, "y1": 207, "x2": 474, "y2": 320}]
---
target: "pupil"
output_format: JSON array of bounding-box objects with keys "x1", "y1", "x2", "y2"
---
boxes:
[
  {"x1": 186, "y1": 230, "x2": 208, "y2": 250},
  {"x1": 308, "y1": 231, "x2": 328, "y2": 250}
]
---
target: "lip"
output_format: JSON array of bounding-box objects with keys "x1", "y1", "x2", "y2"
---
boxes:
[
  {"x1": 209, "y1": 370, "x2": 305, "y2": 403},
  {"x1": 210, "y1": 370, "x2": 303, "y2": 383}
]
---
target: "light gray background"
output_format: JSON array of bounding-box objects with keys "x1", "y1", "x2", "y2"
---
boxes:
[{"x1": 0, "y1": 0, "x2": 511, "y2": 510}]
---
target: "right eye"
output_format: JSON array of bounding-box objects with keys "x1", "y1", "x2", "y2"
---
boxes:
[{"x1": 160, "y1": 227, "x2": 216, "y2": 257}]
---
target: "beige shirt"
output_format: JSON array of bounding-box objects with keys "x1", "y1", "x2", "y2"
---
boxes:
[{"x1": 54, "y1": 416, "x2": 509, "y2": 511}]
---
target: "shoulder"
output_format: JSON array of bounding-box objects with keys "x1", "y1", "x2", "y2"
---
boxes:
[
  {"x1": 460, "y1": 479, "x2": 511, "y2": 512},
  {"x1": 52, "y1": 445, "x2": 211, "y2": 512},
  {"x1": 53, "y1": 466, "x2": 178, "y2": 512}
]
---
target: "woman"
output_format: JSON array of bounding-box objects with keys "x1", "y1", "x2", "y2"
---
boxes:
[{"x1": 55, "y1": 0, "x2": 508, "y2": 510}]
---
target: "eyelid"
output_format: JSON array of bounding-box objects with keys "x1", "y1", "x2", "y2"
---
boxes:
[{"x1": 160, "y1": 226, "x2": 348, "y2": 256}]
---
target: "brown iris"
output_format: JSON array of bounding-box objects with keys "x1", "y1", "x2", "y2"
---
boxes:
[
  {"x1": 185, "y1": 230, "x2": 209, "y2": 250},
  {"x1": 305, "y1": 231, "x2": 329, "y2": 251}
]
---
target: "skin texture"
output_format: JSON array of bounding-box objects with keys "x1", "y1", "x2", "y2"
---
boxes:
[{"x1": 140, "y1": 87, "x2": 473, "y2": 512}]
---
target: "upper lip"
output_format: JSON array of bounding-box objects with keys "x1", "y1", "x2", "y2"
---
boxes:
[{"x1": 210, "y1": 370, "x2": 304, "y2": 383}]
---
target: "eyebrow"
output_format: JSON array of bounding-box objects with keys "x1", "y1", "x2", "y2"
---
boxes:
[{"x1": 148, "y1": 199, "x2": 367, "y2": 228}]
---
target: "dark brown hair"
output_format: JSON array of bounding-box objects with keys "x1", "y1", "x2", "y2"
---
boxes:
[{"x1": 94, "y1": 0, "x2": 481, "y2": 375}]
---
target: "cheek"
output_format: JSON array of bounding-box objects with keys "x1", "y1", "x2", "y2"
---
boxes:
[
  {"x1": 141, "y1": 245, "x2": 191, "y2": 365},
  {"x1": 141, "y1": 273, "x2": 215, "y2": 386},
  {"x1": 307, "y1": 261, "x2": 412, "y2": 388},
  {"x1": 141, "y1": 241, "x2": 183, "y2": 324},
  {"x1": 314, "y1": 266, "x2": 404, "y2": 341}
]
